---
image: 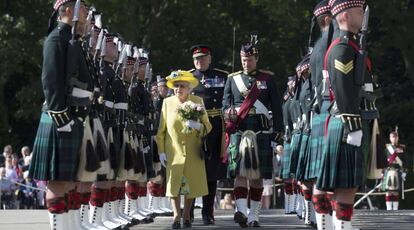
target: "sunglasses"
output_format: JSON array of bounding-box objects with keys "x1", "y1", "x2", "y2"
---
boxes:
[{"x1": 173, "y1": 83, "x2": 189, "y2": 89}]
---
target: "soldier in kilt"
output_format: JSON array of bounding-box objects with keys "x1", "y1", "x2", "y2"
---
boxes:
[
  {"x1": 306, "y1": 1, "x2": 335, "y2": 229},
  {"x1": 147, "y1": 78, "x2": 174, "y2": 217},
  {"x1": 132, "y1": 48, "x2": 156, "y2": 219},
  {"x1": 315, "y1": 1, "x2": 367, "y2": 229},
  {"x1": 223, "y1": 41, "x2": 283, "y2": 227},
  {"x1": 383, "y1": 131, "x2": 410, "y2": 210},
  {"x1": 280, "y1": 76, "x2": 297, "y2": 215},
  {"x1": 294, "y1": 54, "x2": 317, "y2": 226},
  {"x1": 188, "y1": 45, "x2": 228, "y2": 225},
  {"x1": 28, "y1": 1, "x2": 92, "y2": 229}
]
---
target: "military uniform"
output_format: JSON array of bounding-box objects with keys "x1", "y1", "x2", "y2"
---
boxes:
[
  {"x1": 308, "y1": 29, "x2": 331, "y2": 181},
  {"x1": 294, "y1": 55, "x2": 313, "y2": 182},
  {"x1": 382, "y1": 141, "x2": 410, "y2": 210},
  {"x1": 316, "y1": 1, "x2": 366, "y2": 228},
  {"x1": 190, "y1": 67, "x2": 228, "y2": 181},
  {"x1": 188, "y1": 45, "x2": 228, "y2": 224},
  {"x1": 224, "y1": 69, "x2": 283, "y2": 179},
  {"x1": 223, "y1": 42, "x2": 283, "y2": 228},
  {"x1": 29, "y1": 21, "x2": 94, "y2": 182}
]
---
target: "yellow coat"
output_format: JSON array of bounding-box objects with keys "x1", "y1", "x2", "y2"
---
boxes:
[{"x1": 156, "y1": 95, "x2": 212, "y2": 198}]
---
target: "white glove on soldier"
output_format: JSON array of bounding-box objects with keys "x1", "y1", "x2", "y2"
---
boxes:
[
  {"x1": 185, "y1": 120, "x2": 202, "y2": 130},
  {"x1": 346, "y1": 130, "x2": 363, "y2": 147},
  {"x1": 57, "y1": 120, "x2": 75, "y2": 132},
  {"x1": 159, "y1": 153, "x2": 167, "y2": 167}
]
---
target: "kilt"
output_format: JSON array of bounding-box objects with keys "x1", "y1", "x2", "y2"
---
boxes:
[
  {"x1": 280, "y1": 141, "x2": 292, "y2": 179},
  {"x1": 288, "y1": 131, "x2": 302, "y2": 177},
  {"x1": 381, "y1": 166, "x2": 402, "y2": 191},
  {"x1": 296, "y1": 132, "x2": 310, "y2": 181},
  {"x1": 29, "y1": 112, "x2": 83, "y2": 181},
  {"x1": 227, "y1": 115, "x2": 273, "y2": 179},
  {"x1": 205, "y1": 116, "x2": 227, "y2": 181},
  {"x1": 306, "y1": 100, "x2": 330, "y2": 180},
  {"x1": 316, "y1": 116, "x2": 365, "y2": 190}
]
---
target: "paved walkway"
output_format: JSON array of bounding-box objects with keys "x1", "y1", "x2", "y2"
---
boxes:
[{"x1": 1, "y1": 209, "x2": 413, "y2": 230}]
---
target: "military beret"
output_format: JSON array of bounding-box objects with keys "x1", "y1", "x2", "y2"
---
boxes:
[
  {"x1": 240, "y1": 43, "x2": 258, "y2": 57},
  {"x1": 329, "y1": 0, "x2": 365, "y2": 16},
  {"x1": 313, "y1": 0, "x2": 331, "y2": 18},
  {"x1": 190, "y1": 44, "x2": 211, "y2": 58}
]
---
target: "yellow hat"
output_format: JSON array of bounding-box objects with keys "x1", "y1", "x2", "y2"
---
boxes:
[{"x1": 166, "y1": 70, "x2": 199, "y2": 89}]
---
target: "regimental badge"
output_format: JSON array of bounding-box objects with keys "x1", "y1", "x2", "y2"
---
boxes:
[
  {"x1": 334, "y1": 59, "x2": 354, "y2": 74},
  {"x1": 257, "y1": 80, "x2": 267, "y2": 89}
]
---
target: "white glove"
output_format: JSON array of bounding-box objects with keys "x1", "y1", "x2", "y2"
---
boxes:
[
  {"x1": 185, "y1": 120, "x2": 202, "y2": 130},
  {"x1": 402, "y1": 172, "x2": 407, "y2": 181},
  {"x1": 57, "y1": 120, "x2": 75, "y2": 132},
  {"x1": 346, "y1": 130, "x2": 363, "y2": 147},
  {"x1": 159, "y1": 153, "x2": 167, "y2": 167}
]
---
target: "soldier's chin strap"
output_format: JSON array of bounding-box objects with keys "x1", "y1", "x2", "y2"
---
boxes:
[{"x1": 47, "y1": 10, "x2": 58, "y2": 35}]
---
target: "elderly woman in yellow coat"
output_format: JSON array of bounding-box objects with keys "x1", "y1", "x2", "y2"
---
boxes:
[{"x1": 156, "y1": 70, "x2": 212, "y2": 229}]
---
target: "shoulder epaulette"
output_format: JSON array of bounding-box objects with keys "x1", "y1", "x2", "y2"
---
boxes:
[
  {"x1": 213, "y1": 68, "x2": 229, "y2": 75},
  {"x1": 228, "y1": 71, "x2": 242, "y2": 77},
  {"x1": 188, "y1": 68, "x2": 195, "y2": 73},
  {"x1": 258, "y1": 69, "x2": 274, "y2": 75}
]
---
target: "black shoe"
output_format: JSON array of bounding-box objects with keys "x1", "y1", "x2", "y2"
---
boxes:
[
  {"x1": 234, "y1": 211, "x2": 248, "y2": 228},
  {"x1": 248, "y1": 220, "x2": 260, "y2": 227},
  {"x1": 172, "y1": 220, "x2": 181, "y2": 229},
  {"x1": 202, "y1": 216, "x2": 214, "y2": 225},
  {"x1": 183, "y1": 220, "x2": 192, "y2": 228},
  {"x1": 131, "y1": 218, "x2": 140, "y2": 225}
]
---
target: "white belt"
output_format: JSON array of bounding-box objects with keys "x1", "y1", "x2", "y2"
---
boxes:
[
  {"x1": 114, "y1": 102, "x2": 128, "y2": 110},
  {"x1": 72, "y1": 87, "x2": 93, "y2": 98},
  {"x1": 104, "y1": 101, "x2": 114, "y2": 108}
]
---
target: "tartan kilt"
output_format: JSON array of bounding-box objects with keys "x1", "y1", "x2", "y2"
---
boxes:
[
  {"x1": 288, "y1": 131, "x2": 302, "y2": 177},
  {"x1": 29, "y1": 112, "x2": 83, "y2": 181},
  {"x1": 280, "y1": 141, "x2": 292, "y2": 179},
  {"x1": 306, "y1": 100, "x2": 330, "y2": 180},
  {"x1": 316, "y1": 116, "x2": 365, "y2": 190},
  {"x1": 227, "y1": 115, "x2": 273, "y2": 179},
  {"x1": 381, "y1": 166, "x2": 402, "y2": 191},
  {"x1": 296, "y1": 132, "x2": 310, "y2": 181}
]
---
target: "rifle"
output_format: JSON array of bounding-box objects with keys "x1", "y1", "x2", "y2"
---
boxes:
[
  {"x1": 65, "y1": 0, "x2": 83, "y2": 106},
  {"x1": 354, "y1": 5, "x2": 370, "y2": 86}
]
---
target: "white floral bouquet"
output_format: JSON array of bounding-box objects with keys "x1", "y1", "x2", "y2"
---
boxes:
[{"x1": 177, "y1": 101, "x2": 205, "y2": 134}]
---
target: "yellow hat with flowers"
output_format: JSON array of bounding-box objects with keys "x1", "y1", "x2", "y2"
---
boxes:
[{"x1": 166, "y1": 70, "x2": 199, "y2": 89}]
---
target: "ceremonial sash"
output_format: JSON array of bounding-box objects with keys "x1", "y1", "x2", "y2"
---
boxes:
[
  {"x1": 223, "y1": 73, "x2": 269, "y2": 163},
  {"x1": 386, "y1": 145, "x2": 403, "y2": 167}
]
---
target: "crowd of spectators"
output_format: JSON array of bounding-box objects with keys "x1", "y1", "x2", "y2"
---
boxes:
[{"x1": 0, "y1": 144, "x2": 46, "y2": 209}]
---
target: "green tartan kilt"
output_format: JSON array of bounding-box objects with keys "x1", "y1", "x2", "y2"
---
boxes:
[
  {"x1": 288, "y1": 131, "x2": 302, "y2": 177},
  {"x1": 227, "y1": 116, "x2": 273, "y2": 179},
  {"x1": 29, "y1": 112, "x2": 83, "y2": 181},
  {"x1": 306, "y1": 100, "x2": 330, "y2": 180},
  {"x1": 296, "y1": 132, "x2": 310, "y2": 181},
  {"x1": 316, "y1": 116, "x2": 365, "y2": 190},
  {"x1": 280, "y1": 141, "x2": 292, "y2": 179}
]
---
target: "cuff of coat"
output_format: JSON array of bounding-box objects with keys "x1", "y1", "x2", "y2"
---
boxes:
[{"x1": 47, "y1": 108, "x2": 72, "y2": 128}]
